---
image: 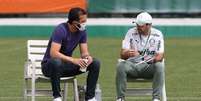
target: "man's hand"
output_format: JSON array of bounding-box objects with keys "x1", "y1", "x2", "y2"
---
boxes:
[
  {"x1": 146, "y1": 53, "x2": 164, "y2": 64},
  {"x1": 126, "y1": 50, "x2": 140, "y2": 57},
  {"x1": 121, "y1": 49, "x2": 140, "y2": 60},
  {"x1": 154, "y1": 53, "x2": 164, "y2": 62},
  {"x1": 85, "y1": 55, "x2": 93, "y2": 66},
  {"x1": 72, "y1": 58, "x2": 88, "y2": 68}
]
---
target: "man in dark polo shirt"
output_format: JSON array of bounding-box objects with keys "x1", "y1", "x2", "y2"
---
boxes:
[{"x1": 41, "y1": 7, "x2": 100, "y2": 101}]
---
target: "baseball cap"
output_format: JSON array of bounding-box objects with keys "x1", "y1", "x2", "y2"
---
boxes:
[{"x1": 134, "y1": 12, "x2": 152, "y2": 26}]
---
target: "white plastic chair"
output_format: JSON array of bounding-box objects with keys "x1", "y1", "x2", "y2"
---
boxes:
[{"x1": 23, "y1": 40, "x2": 79, "y2": 101}]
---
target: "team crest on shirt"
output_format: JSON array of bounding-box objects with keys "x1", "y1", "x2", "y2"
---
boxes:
[
  {"x1": 149, "y1": 38, "x2": 155, "y2": 47},
  {"x1": 135, "y1": 39, "x2": 139, "y2": 44},
  {"x1": 151, "y1": 33, "x2": 160, "y2": 37},
  {"x1": 132, "y1": 33, "x2": 138, "y2": 36}
]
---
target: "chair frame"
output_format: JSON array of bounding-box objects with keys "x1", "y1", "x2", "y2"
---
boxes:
[
  {"x1": 23, "y1": 40, "x2": 79, "y2": 101},
  {"x1": 126, "y1": 78, "x2": 167, "y2": 101}
]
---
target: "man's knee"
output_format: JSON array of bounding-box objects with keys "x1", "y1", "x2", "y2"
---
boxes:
[
  {"x1": 116, "y1": 62, "x2": 127, "y2": 74},
  {"x1": 154, "y1": 62, "x2": 165, "y2": 73},
  {"x1": 88, "y1": 58, "x2": 100, "y2": 72}
]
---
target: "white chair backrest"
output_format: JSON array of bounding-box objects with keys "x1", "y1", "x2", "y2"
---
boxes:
[{"x1": 27, "y1": 40, "x2": 48, "y2": 77}]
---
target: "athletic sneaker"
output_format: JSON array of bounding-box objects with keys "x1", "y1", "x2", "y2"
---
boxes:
[
  {"x1": 53, "y1": 97, "x2": 62, "y2": 101},
  {"x1": 153, "y1": 99, "x2": 160, "y2": 101},
  {"x1": 88, "y1": 97, "x2": 97, "y2": 101},
  {"x1": 116, "y1": 97, "x2": 125, "y2": 101}
]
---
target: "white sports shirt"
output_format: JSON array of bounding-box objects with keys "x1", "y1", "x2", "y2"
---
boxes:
[{"x1": 122, "y1": 27, "x2": 164, "y2": 58}]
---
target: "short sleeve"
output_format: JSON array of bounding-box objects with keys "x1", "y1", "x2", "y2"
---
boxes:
[
  {"x1": 122, "y1": 30, "x2": 131, "y2": 49},
  {"x1": 79, "y1": 31, "x2": 87, "y2": 43},
  {"x1": 156, "y1": 33, "x2": 164, "y2": 53},
  {"x1": 51, "y1": 25, "x2": 65, "y2": 44}
]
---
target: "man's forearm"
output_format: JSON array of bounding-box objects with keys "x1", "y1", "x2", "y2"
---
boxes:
[
  {"x1": 121, "y1": 49, "x2": 140, "y2": 60},
  {"x1": 81, "y1": 53, "x2": 90, "y2": 58},
  {"x1": 51, "y1": 51, "x2": 74, "y2": 63}
]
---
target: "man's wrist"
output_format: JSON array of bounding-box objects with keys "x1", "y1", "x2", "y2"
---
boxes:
[
  {"x1": 81, "y1": 54, "x2": 90, "y2": 59},
  {"x1": 125, "y1": 51, "x2": 130, "y2": 58},
  {"x1": 67, "y1": 57, "x2": 74, "y2": 63}
]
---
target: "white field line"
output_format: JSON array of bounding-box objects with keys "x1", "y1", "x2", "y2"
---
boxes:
[{"x1": 0, "y1": 18, "x2": 201, "y2": 26}]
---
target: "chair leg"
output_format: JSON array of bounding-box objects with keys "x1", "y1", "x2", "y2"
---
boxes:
[
  {"x1": 23, "y1": 79, "x2": 28, "y2": 101},
  {"x1": 162, "y1": 81, "x2": 167, "y2": 101},
  {"x1": 73, "y1": 78, "x2": 79, "y2": 101},
  {"x1": 31, "y1": 78, "x2": 36, "y2": 101},
  {"x1": 63, "y1": 83, "x2": 68, "y2": 101}
]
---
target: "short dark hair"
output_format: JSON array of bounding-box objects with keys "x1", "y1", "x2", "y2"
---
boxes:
[{"x1": 68, "y1": 7, "x2": 87, "y2": 24}]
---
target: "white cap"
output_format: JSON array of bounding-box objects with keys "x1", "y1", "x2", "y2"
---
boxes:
[{"x1": 134, "y1": 12, "x2": 152, "y2": 26}]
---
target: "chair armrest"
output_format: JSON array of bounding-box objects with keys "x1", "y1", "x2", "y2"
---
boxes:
[
  {"x1": 30, "y1": 60, "x2": 36, "y2": 80},
  {"x1": 24, "y1": 60, "x2": 32, "y2": 79},
  {"x1": 24, "y1": 59, "x2": 37, "y2": 79}
]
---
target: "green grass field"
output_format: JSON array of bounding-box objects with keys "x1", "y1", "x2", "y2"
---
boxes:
[{"x1": 0, "y1": 37, "x2": 201, "y2": 101}]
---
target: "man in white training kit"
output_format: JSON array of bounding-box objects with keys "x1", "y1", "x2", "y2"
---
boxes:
[{"x1": 116, "y1": 12, "x2": 165, "y2": 101}]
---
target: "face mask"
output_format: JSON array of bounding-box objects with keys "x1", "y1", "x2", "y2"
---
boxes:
[{"x1": 75, "y1": 22, "x2": 86, "y2": 31}]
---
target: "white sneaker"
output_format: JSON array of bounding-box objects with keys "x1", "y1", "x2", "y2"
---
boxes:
[
  {"x1": 116, "y1": 98, "x2": 125, "y2": 101},
  {"x1": 53, "y1": 97, "x2": 62, "y2": 101},
  {"x1": 153, "y1": 99, "x2": 160, "y2": 101},
  {"x1": 88, "y1": 97, "x2": 97, "y2": 101}
]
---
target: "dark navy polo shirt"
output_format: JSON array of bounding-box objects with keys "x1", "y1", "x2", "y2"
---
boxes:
[{"x1": 42, "y1": 23, "x2": 87, "y2": 63}]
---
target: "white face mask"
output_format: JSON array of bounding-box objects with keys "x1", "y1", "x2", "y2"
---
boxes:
[{"x1": 76, "y1": 22, "x2": 86, "y2": 31}]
